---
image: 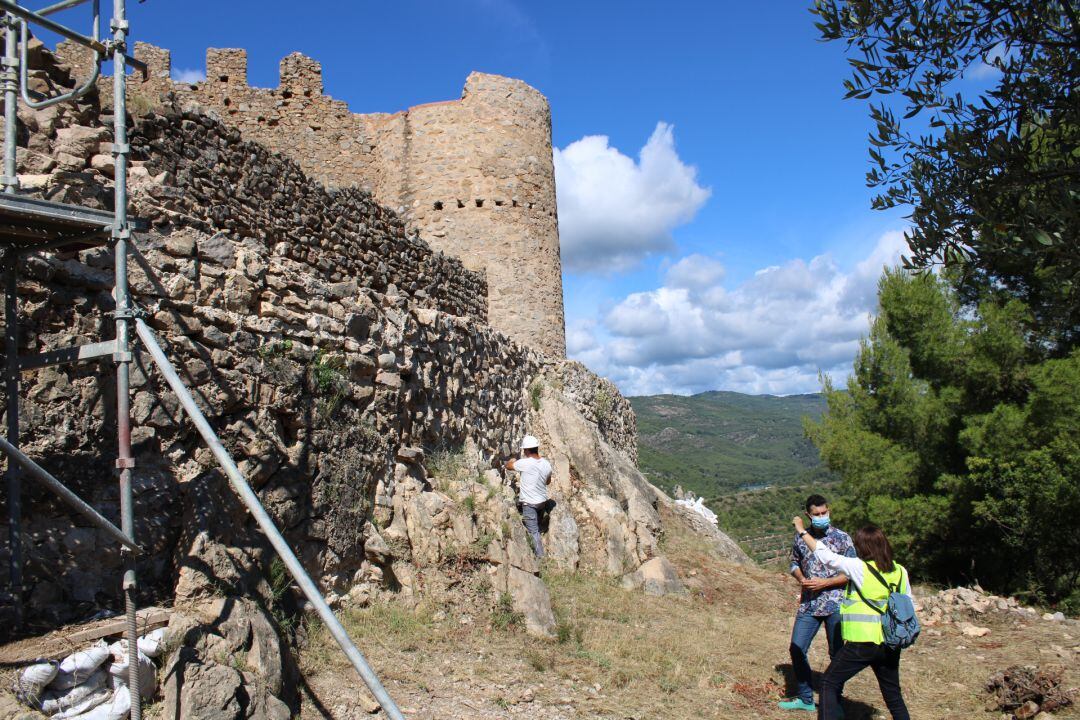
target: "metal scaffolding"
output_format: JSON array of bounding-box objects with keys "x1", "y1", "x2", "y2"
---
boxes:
[{"x1": 0, "y1": 3, "x2": 404, "y2": 718}]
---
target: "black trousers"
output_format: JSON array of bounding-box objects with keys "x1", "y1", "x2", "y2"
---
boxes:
[{"x1": 819, "y1": 642, "x2": 909, "y2": 720}]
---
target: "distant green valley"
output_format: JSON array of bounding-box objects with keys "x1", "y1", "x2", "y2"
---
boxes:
[
  {"x1": 630, "y1": 391, "x2": 837, "y2": 564},
  {"x1": 631, "y1": 391, "x2": 830, "y2": 499}
]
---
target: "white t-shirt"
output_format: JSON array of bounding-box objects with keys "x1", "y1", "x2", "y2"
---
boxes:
[{"x1": 513, "y1": 456, "x2": 552, "y2": 505}]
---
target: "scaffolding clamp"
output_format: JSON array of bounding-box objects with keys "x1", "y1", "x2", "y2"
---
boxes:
[
  {"x1": 111, "y1": 304, "x2": 146, "y2": 320},
  {"x1": 115, "y1": 457, "x2": 135, "y2": 470}
]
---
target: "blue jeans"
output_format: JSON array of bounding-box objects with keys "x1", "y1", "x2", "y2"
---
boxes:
[{"x1": 789, "y1": 611, "x2": 843, "y2": 704}]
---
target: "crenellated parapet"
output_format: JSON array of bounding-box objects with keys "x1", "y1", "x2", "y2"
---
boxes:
[{"x1": 115, "y1": 42, "x2": 567, "y2": 358}]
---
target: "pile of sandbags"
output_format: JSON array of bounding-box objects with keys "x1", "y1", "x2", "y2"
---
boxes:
[{"x1": 13, "y1": 629, "x2": 165, "y2": 719}]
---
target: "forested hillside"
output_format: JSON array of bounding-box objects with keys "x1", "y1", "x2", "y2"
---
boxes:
[
  {"x1": 706, "y1": 482, "x2": 849, "y2": 565},
  {"x1": 630, "y1": 391, "x2": 830, "y2": 499}
]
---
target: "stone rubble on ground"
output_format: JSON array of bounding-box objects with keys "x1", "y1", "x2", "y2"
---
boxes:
[{"x1": 917, "y1": 585, "x2": 1075, "y2": 630}]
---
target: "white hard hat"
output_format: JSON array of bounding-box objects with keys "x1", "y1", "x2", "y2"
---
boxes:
[{"x1": 520, "y1": 435, "x2": 540, "y2": 449}]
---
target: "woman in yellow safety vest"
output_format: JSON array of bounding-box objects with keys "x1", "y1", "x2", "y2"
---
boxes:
[{"x1": 792, "y1": 516, "x2": 911, "y2": 720}]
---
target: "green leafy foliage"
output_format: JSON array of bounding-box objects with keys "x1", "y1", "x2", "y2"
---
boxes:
[
  {"x1": 631, "y1": 391, "x2": 831, "y2": 497},
  {"x1": 309, "y1": 349, "x2": 348, "y2": 422},
  {"x1": 806, "y1": 270, "x2": 1080, "y2": 610},
  {"x1": 812, "y1": 0, "x2": 1080, "y2": 349}
]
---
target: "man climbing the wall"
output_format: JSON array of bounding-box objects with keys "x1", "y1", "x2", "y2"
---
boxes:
[{"x1": 505, "y1": 435, "x2": 553, "y2": 558}]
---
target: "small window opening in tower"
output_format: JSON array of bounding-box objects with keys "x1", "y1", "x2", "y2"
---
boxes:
[
  {"x1": 456, "y1": 199, "x2": 465, "y2": 208},
  {"x1": 495, "y1": 200, "x2": 504, "y2": 207},
  {"x1": 218, "y1": 75, "x2": 228, "y2": 82},
  {"x1": 475, "y1": 199, "x2": 484, "y2": 208},
  {"x1": 433, "y1": 201, "x2": 443, "y2": 211}
]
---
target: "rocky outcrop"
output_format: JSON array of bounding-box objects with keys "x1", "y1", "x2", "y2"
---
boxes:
[
  {"x1": 162, "y1": 598, "x2": 292, "y2": 720},
  {"x1": 620, "y1": 556, "x2": 688, "y2": 597},
  {"x1": 532, "y1": 379, "x2": 660, "y2": 575},
  {"x1": 668, "y1": 502, "x2": 753, "y2": 565}
]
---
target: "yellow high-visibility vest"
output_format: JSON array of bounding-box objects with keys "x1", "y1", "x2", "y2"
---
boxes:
[{"x1": 840, "y1": 561, "x2": 907, "y2": 643}]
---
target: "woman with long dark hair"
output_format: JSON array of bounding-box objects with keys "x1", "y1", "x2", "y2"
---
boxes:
[{"x1": 792, "y1": 517, "x2": 911, "y2": 720}]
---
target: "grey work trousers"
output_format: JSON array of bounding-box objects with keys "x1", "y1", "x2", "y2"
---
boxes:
[{"x1": 522, "y1": 502, "x2": 545, "y2": 558}]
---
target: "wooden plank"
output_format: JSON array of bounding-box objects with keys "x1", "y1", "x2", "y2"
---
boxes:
[
  {"x1": 0, "y1": 607, "x2": 171, "y2": 666},
  {"x1": 65, "y1": 609, "x2": 171, "y2": 645}
]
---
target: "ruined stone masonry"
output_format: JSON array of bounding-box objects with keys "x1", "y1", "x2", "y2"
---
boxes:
[
  {"x1": 62, "y1": 41, "x2": 568, "y2": 359},
  {"x1": 1, "y1": 43, "x2": 748, "y2": 717}
]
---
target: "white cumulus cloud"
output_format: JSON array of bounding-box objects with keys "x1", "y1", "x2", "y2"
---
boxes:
[
  {"x1": 554, "y1": 123, "x2": 710, "y2": 273},
  {"x1": 665, "y1": 254, "x2": 726, "y2": 291},
  {"x1": 570, "y1": 231, "x2": 910, "y2": 396},
  {"x1": 171, "y1": 68, "x2": 206, "y2": 84}
]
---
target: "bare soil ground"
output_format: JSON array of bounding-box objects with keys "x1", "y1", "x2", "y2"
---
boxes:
[
  {"x1": 299, "y1": 507, "x2": 1080, "y2": 720},
  {"x1": 0, "y1": 508, "x2": 1074, "y2": 719}
]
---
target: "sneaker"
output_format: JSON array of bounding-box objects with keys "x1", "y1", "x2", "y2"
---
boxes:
[{"x1": 778, "y1": 698, "x2": 816, "y2": 712}]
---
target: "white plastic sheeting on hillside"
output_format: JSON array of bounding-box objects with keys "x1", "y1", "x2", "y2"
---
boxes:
[{"x1": 675, "y1": 495, "x2": 718, "y2": 526}]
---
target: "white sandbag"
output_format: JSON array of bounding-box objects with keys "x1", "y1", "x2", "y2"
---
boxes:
[
  {"x1": 51, "y1": 686, "x2": 112, "y2": 719},
  {"x1": 108, "y1": 628, "x2": 166, "y2": 661},
  {"x1": 137, "y1": 628, "x2": 165, "y2": 658},
  {"x1": 63, "y1": 685, "x2": 129, "y2": 720},
  {"x1": 107, "y1": 648, "x2": 156, "y2": 699},
  {"x1": 19, "y1": 661, "x2": 58, "y2": 688},
  {"x1": 13, "y1": 661, "x2": 58, "y2": 706},
  {"x1": 40, "y1": 668, "x2": 108, "y2": 715},
  {"x1": 52, "y1": 641, "x2": 110, "y2": 690}
]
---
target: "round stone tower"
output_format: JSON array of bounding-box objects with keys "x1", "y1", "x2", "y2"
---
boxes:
[{"x1": 365, "y1": 72, "x2": 566, "y2": 358}]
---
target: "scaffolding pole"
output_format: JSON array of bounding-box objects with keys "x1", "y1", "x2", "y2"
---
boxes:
[
  {"x1": 0, "y1": 434, "x2": 138, "y2": 552},
  {"x1": 110, "y1": 0, "x2": 140, "y2": 715}
]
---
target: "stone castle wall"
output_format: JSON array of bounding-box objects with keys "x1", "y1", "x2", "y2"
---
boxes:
[
  {"x1": 3, "y1": 57, "x2": 643, "y2": 630},
  {"x1": 63, "y1": 42, "x2": 568, "y2": 358}
]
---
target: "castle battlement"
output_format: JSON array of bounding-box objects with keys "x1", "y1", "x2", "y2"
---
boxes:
[{"x1": 111, "y1": 42, "x2": 566, "y2": 358}]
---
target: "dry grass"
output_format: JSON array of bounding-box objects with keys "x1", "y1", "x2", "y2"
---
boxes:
[{"x1": 298, "y1": 510, "x2": 1080, "y2": 719}]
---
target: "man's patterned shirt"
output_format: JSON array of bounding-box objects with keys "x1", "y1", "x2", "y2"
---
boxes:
[{"x1": 789, "y1": 526, "x2": 857, "y2": 616}]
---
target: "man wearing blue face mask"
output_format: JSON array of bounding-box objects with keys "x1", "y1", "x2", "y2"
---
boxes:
[{"x1": 778, "y1": 494, "x2": 856, "y2": 713}]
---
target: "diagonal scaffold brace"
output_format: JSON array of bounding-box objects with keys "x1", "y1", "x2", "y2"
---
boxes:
[{"x1": 134, "y1": 323, "x2": 406, "y2": 719}]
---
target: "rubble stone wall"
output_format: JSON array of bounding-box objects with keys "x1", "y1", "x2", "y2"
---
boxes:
[
  {"x1": 0, "y1": 65, "x2": 641, "y2": 629},
  {"x1": 55, "y1": 42, "x2": 567, "y2": 358}
]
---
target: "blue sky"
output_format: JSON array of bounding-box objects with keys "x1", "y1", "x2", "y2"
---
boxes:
[{"x1": 72, "y1": 0, "x2": 916, "y2": 395}]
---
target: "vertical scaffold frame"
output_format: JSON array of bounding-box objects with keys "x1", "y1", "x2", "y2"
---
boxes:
[{"x1": 0, "y1": 3, "x2": 405, "y2": 718}]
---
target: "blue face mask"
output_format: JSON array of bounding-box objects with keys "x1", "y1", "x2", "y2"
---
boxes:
[{"x1": 810, "y1": 514, "x2": 831, "y2": 530}]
